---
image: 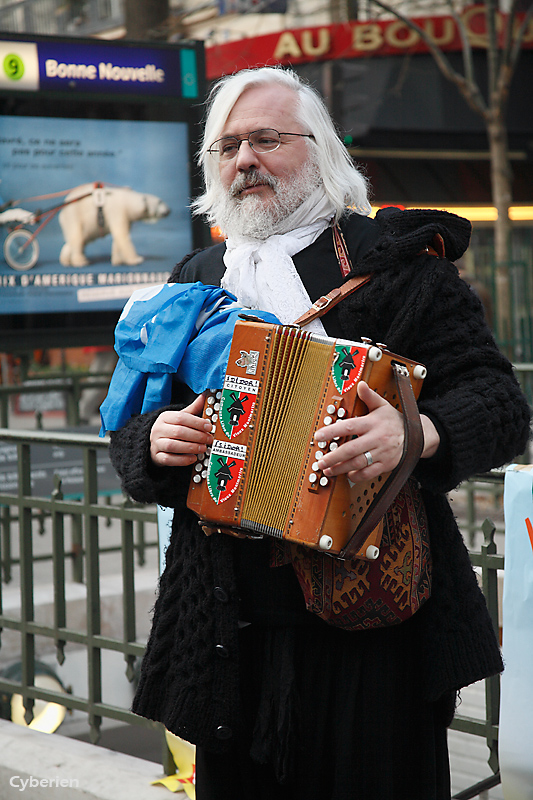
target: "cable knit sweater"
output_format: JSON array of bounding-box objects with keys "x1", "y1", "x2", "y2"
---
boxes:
[{"x1": 109, "y1": 209, "x2": 531, "y2": 754}]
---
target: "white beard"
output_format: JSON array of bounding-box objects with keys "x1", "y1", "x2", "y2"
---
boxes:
[{"x1": 212, "y1": 158, "x2": 322, "y2": 241}]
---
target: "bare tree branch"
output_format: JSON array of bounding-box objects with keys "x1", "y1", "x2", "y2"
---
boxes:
[
  {"x1": 509, "y1": 2, "x2": 533, "y2": 73},
  {"x1": 367, "y1": 0, "x2": 488, "y2": 115},
  {"x1": 443, "y1": 0, "x2": 477, "y2": 106}
]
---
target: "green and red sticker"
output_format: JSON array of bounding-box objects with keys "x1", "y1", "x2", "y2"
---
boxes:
[
  {"x1": 332, "y1": 345, "x2": 367, "y2": 394},
  {"x1": 207, "y1": 440, "x2": 247, "y2": 505},
  {"x1": 219, "y1": 375, "x2": 259, "y2": 439}
]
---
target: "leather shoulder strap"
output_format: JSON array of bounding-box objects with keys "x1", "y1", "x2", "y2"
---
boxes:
[
  {"x1": 294, "y1": 223, "x2": 371, "y2": 326},
  {"x1": 340, "y1": 362, "x2": 424, "y2": 560},
  {"x1": 293, "y1": 274, "x2": 371, "y2": 327}
]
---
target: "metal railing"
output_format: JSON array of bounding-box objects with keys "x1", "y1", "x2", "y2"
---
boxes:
[
  {"x1": 0, "y1": 425, "x2": 512, "y2": 794},
  {"x1": 0, "y1": 371, "x2": 113, "y2": 429},
  {"x1": 0, "y1": 428, "x2": 168, "y2": 757}
]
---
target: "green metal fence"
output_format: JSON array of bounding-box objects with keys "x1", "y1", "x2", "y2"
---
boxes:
[
  {"x1": 0, "y1": 429, "x2": 170, "y2": 759},
  {"x1": 0, "y1": 372, "x2": 112, "y2": 429},
  {"x1": 0, "y1": 426, "x2": 514, "y2": 796}
]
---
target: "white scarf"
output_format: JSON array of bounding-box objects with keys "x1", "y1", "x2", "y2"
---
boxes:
[{"x1": 221, "y1": 187, "x2": 336, "y2": 335}]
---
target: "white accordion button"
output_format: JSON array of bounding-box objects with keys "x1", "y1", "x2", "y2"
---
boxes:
[
  {"x1": 319, "y1": 476, "x2": 329, "y2": 486},
  {"x1": 205, "y1": 407, "x2": 213, "y2": 416},
  {"x1": 195, "y1": 463, "x2": 202, "y2": 472},
  {"x1": 312, "y1": 462, "x2": 320, "y2": 472},
  {"x1": 207, "y1": 396, "x2": 215, "y2": 405},
  {"x1": 323, "y1": 416, "x2": 333, "y2": 426},
  {"x1": 319, "y1": 535, "x2": 333, "y2": 550},
  {"x1": 326, "y1": 404, "x2": 336, "y2": 415},
  {"x1": 337, "y1": 407, "x2": 346, "y2": 418},
  {"x1": 329, "y1": 442, "x2": 338, "y2": 451},
  {"x1": 193, "y1": 475, "x2": 201, "y2": 483},
  {"x1": 309, "y1": 473, "x2": 318, "y2": 484},
  {"x1": 212, "y1": 414, "x2": 218, "y2": 423},
  {"x1": 317, "y1": 440, "x2": 327, "y2": 449},
  {"x1": 366, "y1": 545, "x2": 380, "y2": 560}
]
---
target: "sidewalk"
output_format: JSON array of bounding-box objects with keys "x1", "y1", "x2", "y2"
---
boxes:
[{"x1": 0, "y1": 719, "x2": 178, "y2": 799}]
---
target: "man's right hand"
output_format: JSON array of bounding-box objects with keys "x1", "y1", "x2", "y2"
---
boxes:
[{"x1": 150, "y1": 394, "x2": 213, "y2": 467}]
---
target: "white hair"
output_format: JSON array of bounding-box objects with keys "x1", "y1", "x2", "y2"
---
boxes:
[{"x1": 191, "y1": 66, "x2": 371, "y2": 223}]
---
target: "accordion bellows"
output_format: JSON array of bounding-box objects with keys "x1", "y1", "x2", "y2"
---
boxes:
[{"x1": 187, "y1": 319, "x2": 426, "y2": 560}]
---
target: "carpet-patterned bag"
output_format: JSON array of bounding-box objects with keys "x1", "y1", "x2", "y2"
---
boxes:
[{"x1": 285, "y1": 476, "x2": 432, "y2": 631}]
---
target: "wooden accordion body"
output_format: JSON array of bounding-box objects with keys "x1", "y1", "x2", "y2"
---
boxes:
[{"x1": 187, "y1": 319, "x2": 426, "y2": 560}]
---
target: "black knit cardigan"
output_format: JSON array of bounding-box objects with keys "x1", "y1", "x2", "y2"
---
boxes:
[{"x1": 109, "y1": 209, "x2": 531, "y2": 753}]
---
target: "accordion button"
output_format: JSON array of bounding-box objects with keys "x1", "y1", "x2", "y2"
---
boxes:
[
  {"x1": 337, "y1": 407, "x2": 346, "y2": 418},
  {"x1": 320, "y1": 476, "x2": 329, "y2": 487},
  {"x1": 317, "y1": 440, "x2": 327, "y2": 449},
  {"x1": 193, "y1": 475, "x2": 201, "y2": 484},
  {"x1": 326, "y1": 404, "x2": 336, "y2": 414},
  {"x1": 329, "y1": 442, "x2": 338, "y2": 451},
  {"x1": 216, "y1": 725, "x2": 232, "y2": 740},
  {"x1": 195, "y1": 463, "x2": 202, "y2": 472},
  {"x1": 206, "y1": 407, "x2": 213, "y2": 416},
  {"x1": 207, "y1": 396, "x2": 215, "y2": 405},
  {"x1": 214, "y1": 586, "x2": 229, "y2": 603},
  {"x1": 312, "y1": 462, "x2": 320, "y2": 472},
  {"x1": 323, "y1": 416, "x2": 333, "y2": 425},
  {"x1": 216, "y1": 644, "x2": 229, "y2": 659},
  {"x1": 309, "y1": 474, "x2": 317, "y2": 484}
]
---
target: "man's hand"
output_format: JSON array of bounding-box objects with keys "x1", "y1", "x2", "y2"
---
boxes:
[
  {"x1": 314, "y1": 381, "x2": 440, "y2": 483},
  {"x1": 150, "y1": 394, "x2": 213, "y2": 467}
]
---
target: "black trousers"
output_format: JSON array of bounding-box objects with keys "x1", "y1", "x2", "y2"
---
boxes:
[{"x1": 196, "y1": 618, "x2": 453, "y2": 800}]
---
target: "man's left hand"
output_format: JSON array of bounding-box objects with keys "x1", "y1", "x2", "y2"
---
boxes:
[{"x1": 314, "y1": 381, "x2": 405, "y2": 482}]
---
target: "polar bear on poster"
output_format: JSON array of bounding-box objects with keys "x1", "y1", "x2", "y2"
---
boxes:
[{"x1": 58, "y1": 183, "x2": 170, "y2": 267}]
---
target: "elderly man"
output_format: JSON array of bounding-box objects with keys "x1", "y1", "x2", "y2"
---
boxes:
[{"x1": 108, "y1": 67, "x2": 530, "y2": 800}]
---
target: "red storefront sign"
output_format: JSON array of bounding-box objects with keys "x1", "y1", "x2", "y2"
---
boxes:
[{"x1": 206, "y1": 6, "x2": 533, "y2": 79}]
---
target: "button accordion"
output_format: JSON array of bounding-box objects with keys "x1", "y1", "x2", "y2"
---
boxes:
[{"x1": 187, "y1": 318, "x2": 426, "y2": 560}]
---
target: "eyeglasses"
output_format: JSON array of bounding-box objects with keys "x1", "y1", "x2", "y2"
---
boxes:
[{"x1": 207, "y1": 128, "x2": 316, "y2": 161}]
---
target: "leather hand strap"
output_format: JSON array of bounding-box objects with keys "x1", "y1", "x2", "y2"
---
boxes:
[
  {"x1": 340, "y1": 361, "x2": 424, "y2": 560},
  {"x1": 293, "y1": 274, "x2": 371, "y2": 327}
]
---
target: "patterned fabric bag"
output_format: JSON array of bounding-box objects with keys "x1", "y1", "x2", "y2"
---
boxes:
[{"x1": 284, "y1": 477, "x2": 432, "y2": 631}]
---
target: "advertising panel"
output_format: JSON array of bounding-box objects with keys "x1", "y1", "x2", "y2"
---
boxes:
[{"x1": 0, "y1": 34, "x2": 206, "y2": 349}]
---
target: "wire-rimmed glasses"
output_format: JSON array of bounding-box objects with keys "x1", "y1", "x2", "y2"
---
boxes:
[{"x1": 207, "y1": 128, "x2": 316, "y2": 161}]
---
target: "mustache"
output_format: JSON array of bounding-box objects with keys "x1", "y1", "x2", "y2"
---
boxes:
[{"x1": 230, "y1": 170, "x2": 278, "y2": 197}]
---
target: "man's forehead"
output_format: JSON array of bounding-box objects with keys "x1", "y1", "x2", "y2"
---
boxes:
[{"x1": 221, "y1": 85, "x2": 301, "y2": 134}]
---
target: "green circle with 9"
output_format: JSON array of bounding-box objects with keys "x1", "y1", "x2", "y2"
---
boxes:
[{"x1": 3, "y1": 53, "x2": 24, "y2": 81}]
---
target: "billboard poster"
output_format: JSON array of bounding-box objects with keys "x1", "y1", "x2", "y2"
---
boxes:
[
  {"x1": 0, "y1": 114, "x2": 191, "y2": 314},
  {"x1": 0, "y1": 34, "x2": 205, "y2": 347}
]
